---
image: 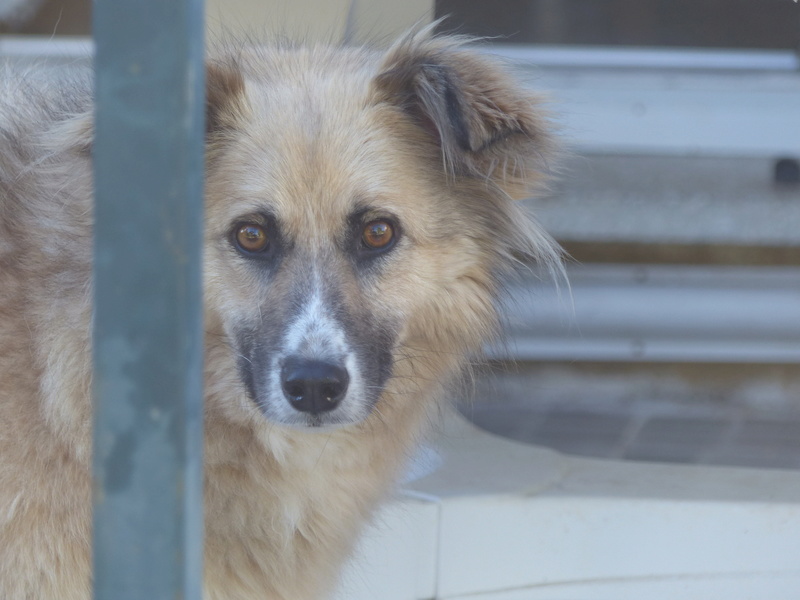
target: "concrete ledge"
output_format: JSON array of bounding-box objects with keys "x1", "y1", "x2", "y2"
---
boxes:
[{"x1": 335, "y1": 412, "x2": 800, "y2": 599}]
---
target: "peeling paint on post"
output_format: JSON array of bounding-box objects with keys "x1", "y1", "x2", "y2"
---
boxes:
[{"x1": 92, "y1": 0, "x2": 205, "y2": 598}]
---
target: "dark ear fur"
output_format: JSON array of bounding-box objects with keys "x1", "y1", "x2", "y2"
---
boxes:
[
  {"x1": 373, "y1": 31, "x2": 555, "y2": 197},
  {"x1": 206, "y1": 61, "x2": 248, "y2": 136}
]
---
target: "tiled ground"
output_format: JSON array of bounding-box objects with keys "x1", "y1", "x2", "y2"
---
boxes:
[{"x1": 461, "y1": 362, "x2": 800, "y2": 470}]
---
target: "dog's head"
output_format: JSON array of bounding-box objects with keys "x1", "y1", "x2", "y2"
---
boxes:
[{"x1": 203, "y1": 31, "x2": 561, "y2": 430}]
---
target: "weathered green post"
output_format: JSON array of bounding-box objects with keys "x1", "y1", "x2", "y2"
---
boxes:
[{"x1": 92, "y1": 0, "x2": 205, "y2": 597}]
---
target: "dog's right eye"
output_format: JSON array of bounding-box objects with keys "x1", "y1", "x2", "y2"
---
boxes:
[
  {"x1": 234, "y1": 224, "x2": 270, "y2": 254},
  {"x1": 361, "y1": 220, "x2": 395, "y2": 251}
]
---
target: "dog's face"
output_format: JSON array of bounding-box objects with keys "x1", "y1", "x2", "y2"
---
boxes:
[
  {"x1": 202, "y1": 35, "x2": 559, "y2": 430},
  {"x1": 205, "y1": 88, "x2": 432, "y2": 429}
]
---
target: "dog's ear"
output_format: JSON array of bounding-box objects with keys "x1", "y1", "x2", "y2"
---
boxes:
[
  {"x1": 373, "y1": 32, "x2": 555, "y2": 198},
  {"x1": 206, "y1": 61, "x2": 248, "y2": 136},
  {"x1": 42, "y1": 63, "x2": 245, "y2": 159}
]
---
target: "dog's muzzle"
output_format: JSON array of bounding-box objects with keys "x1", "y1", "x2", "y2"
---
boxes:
[{"x1": 236, "y1": 271, "x2": 394, "y2": 428}]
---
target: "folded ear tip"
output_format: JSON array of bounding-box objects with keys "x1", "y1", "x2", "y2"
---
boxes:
[{"x1": 373, "y1": 33, "x2": 555, "y2": 189}]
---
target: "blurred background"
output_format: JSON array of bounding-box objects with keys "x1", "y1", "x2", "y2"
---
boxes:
[
  {"x1": 436, "y1": 0, "x2": 800, "y2": 471},
  {"x1": 4, "y1": 0, "x2": 800, "y2": 471}
]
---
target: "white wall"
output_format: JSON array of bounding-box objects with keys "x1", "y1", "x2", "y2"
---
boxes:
[{"x1": 206, "y1": 0, "x2": 433, "y2": 43}]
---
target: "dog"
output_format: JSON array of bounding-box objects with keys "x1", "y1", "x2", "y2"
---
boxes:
[{"x1": 0, "y1": 28, "x2": 561, "y2": 599}]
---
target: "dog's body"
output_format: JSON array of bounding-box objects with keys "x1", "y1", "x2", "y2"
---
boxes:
[{"x1": 0, "y1": 31, "x2": 559, "y2": 599}]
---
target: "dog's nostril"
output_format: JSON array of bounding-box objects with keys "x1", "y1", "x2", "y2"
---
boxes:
[
  {"x1": 320, "y1": 383, "x2": 340, "y2": 401},
  {"x1": 283, "y1": 380, "x2": 305, "y2": 400},
  {"x1": 280, "y1": 357, "x2": 350, "y2": 415}
]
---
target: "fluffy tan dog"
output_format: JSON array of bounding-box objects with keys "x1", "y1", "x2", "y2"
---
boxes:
[{"x1": 0, "y1": 29, "x2": 560, "y2": 599}]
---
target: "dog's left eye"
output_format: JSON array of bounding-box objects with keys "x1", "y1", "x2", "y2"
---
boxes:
[{"x1": 361, "y1": 220, "x2": 395, "y2": 250}]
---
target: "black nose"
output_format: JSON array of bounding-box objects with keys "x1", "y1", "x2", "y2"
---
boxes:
[{"x1": 280, "y1": 357, "x2": 350, "y2": 414}]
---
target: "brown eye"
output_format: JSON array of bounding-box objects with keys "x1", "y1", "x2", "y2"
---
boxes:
[
  {"x1": 362, "y1": 220, "x2": 394, "y2": 250},
  {"x1": 235, "y1": 224, "x2": 269, "y2": 253}
]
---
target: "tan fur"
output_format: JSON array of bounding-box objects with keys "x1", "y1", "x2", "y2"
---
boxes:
[{"x1": 0, "y1": 29, "x2": 560, "y2": 600}]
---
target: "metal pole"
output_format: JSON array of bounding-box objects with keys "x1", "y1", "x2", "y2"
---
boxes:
[{"x1": 92, "y1": 0, "x2": 205, "y2": 597}]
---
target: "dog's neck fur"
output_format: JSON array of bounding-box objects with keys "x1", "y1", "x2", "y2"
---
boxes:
[
  {"x1": 201, "y1": 331, "x2": 444, "y2": 600},
  {"x1": 0, "y1": 310, "x2": 444, "y2": 600}
]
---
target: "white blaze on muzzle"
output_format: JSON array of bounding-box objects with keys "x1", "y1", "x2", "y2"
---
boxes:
[
  {"x1": 283, "y1": 290, "x2": 348, "y2": 359},
  {"x1": 267, "y1": 281, "x2": 366, "y2": 426}
]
